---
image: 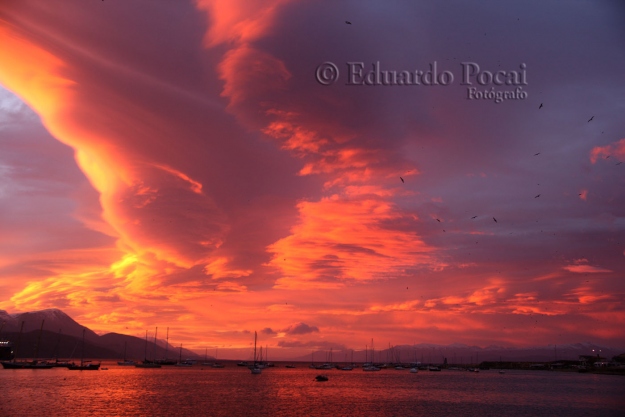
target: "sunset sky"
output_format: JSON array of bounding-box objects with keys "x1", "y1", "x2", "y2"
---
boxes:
[{"x1": 1, "y1": 0, "x2": 624, "y2": 359}]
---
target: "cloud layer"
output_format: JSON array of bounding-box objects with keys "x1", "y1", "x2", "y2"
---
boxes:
[{"x1": 0, "y1": 0, "x2": 624, "y2": 357}]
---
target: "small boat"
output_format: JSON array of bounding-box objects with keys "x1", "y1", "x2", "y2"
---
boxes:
[
  {"x1": 135, "y1": 362, "x2": 161, "y2": 368},
  {"x1": 1, "y1": 360, "x2": 54, "y2": 369},
  {"x1": 68, "y1": 361, "x2": 100, "y2": 371},
  {"x1": 428, "y1": 366, "x2": 441, "y2": 372},
  {"x1": 249, "y1": 331, "x2": 262, "y2": 374},
  {"x1": 285, "y1": 365, "x2": 296, "y2": 368},
  {"x1": 410, "y1": 367, "x2": 418, "y2": 373},
  {"x1": 51, "y1": 360, "x2": 76, "y2": 368},
  {"x1": 135, "y1": 329, "x2": 161, "y2": 368},
  {"x1": 118, "y1": 342, "x2": 135, "y2": 366},
  {"x1": 340, "y1": 366, "x2": 353, "y2": 371},
  {"x1": 315, "y1": 374, "x2": 329, "y2": 381},
  {"x1": 68, "y1": 328, "x2": 100, "y2": 370},
  {"x1": 499, "y1": 370, "x2": 505, "y2": 374},
  {"x1": 154, "y1": 327, "x2": 177, "y2": 365},
  {"x1": 175, "y1": 344, "x2": 193, "y2": 366}
]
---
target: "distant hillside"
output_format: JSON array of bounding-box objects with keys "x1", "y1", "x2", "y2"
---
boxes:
[
  {"x1": 0, "y1": 309, "x2": 202, "y2": 361},
  {"x1": 0, "y1": 308, "x2": 99, "y2": 342},
  {"x1": 294, "y1": 342, "x2": 624, "y2": 364}
]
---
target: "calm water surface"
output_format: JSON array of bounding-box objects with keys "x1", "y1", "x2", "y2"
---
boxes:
[{"x1": 1, "y1": 364, "x2": 624, "y2": 416}]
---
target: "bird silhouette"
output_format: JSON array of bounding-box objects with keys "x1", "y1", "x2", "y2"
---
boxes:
[
  {"x1": 534, "y1": 152, "x2": 540, "y2": 156},
  {"x1": 535, "y1": 194, "x2": 540, "y2": 198},
  {"x1": 539, "y1": 103, "x2": 543, "y2": 109},
  {"x1": 436, "y1": 218, "x2": 441, "y2": 222},
  {"x1": 345, "y1": 21, "x2": 352, "y2": 24},
  {"x1": 471, "y1": 216, "x2": 478, "y2": 219},
  {"x1": 617, "y1": 162, "x2": 623, "y2": 165},
  {"x1": 400, "y1": 177, "x2": 404, "y2": 183},
  {"x1": 493, "y1": 217, "x2": 497, "y2": 223},
  {"x1": 588, "y1": 116, "x2": 594, "y2": 122}
]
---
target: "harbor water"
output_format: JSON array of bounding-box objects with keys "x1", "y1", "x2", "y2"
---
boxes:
[{"x1": 1, "y1": 364, "x2": 624, "y2": 416}]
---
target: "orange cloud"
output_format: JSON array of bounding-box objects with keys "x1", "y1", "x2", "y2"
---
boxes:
[
  {"x1": 204, "y1": 257, "x2": 253, "y2": 279},
  {"x1": 267, "y1": 196, "x2": 438, "y2": 289},
  {"x1": 590, "y1": 138, "x2": 625, "y2": 163},
  {"x1": 563, "y1": 259, "x2": 611, "y2": 274},
  {"x1": 196, "y1": 0, "x2": 291, "y2": 46}
]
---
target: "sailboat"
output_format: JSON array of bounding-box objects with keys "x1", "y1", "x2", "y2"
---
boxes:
[
  {"x1": 249, "y1": 331, "x2": 262, "y2": 374},
  {"x1": 1, "y1": 321, "x2": 54, "y2": 369},
  {"x1": 340, "y1": 349, "x2": 354, "y2": 370},
  {"x1": 212, "y1": 348, "x2": 224, "y2": 368},
  {"x1": 155, "y1": 327, "x2": 176, "y2": 365},
  {"x1": 363, "y1": 342, "x2": 380, "y2": 371},
  {"x1": 175, "y1": 344, "x2": 193, "y2": 366},
  {"x1": 202, "y1": 348, "x2": 211, "y2": 366},
  {"x1": 117, "y1": 341, "x2": 135, "y2": 366},
  {"x1": 68, "y1": 328, "x2": 100, "y2": 370},
  {"x1": 135, "y1": 329, "x2": 161, "y2": 368},
  {"x1": 49, "y1": 329, "x2": 74, "y2": 367}
]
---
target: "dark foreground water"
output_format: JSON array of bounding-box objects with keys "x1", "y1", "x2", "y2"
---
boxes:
[{"x1": 1, "y1": 364, "x2": 624, "y2": 416}]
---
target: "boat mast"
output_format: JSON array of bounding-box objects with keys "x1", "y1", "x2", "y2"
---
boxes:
[
  {"x1": 164, "y1": 327, "x2": 169, "y2": 361},
  {"x1": 80, "y1": 327, "x2": 85, "y2": 367},
  {"x1": 253, "y1": 331, "x2": 257, "y2": 365},
  {"x1": 152, "y1": 327, "x2": 158, "y2": 362},
  {"x1": 143, "y1": 330, "x2": 148, "y2": 362},
  {"x1": 33, "y1": 320, "x2": 45, "y2": 362},
  {"x1": 13, "y1": 321, "x2": 24, "y2": 363},
  {"x1": 52, "y1": 329, "x2": 63, "y2": 361}
]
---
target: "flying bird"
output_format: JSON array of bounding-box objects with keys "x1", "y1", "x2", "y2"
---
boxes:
[
  {"x1": 493, "y1": 217, "x2": 497, "y2": 223},
  {"x1": 535, "y1": 194, "x2": 541, "y2": 198},
  {"x1": 400, "y1": 177, "x2": 404, "y2": 183},
  {"x1": 534, "y1": 152, "x2": 540, "y2": 156},
  {"x1": 588, "y1": 116, "x2": 594, "y2": 122},
  {"x1": 345, "y1": 21, "x2": 352, "y2": 24},
  {"x1": 436, "y1": 218, "x2": 441, "y2": 222},
  {"x1": 617, "y1": 162, "x2": 623, "y2": 165},
  {"x1": 471, "y1": 216, "x2": 478, "y2": 219},
  {"x1": 539, "y1": 103, "x2": 543, "y2": 109}
]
